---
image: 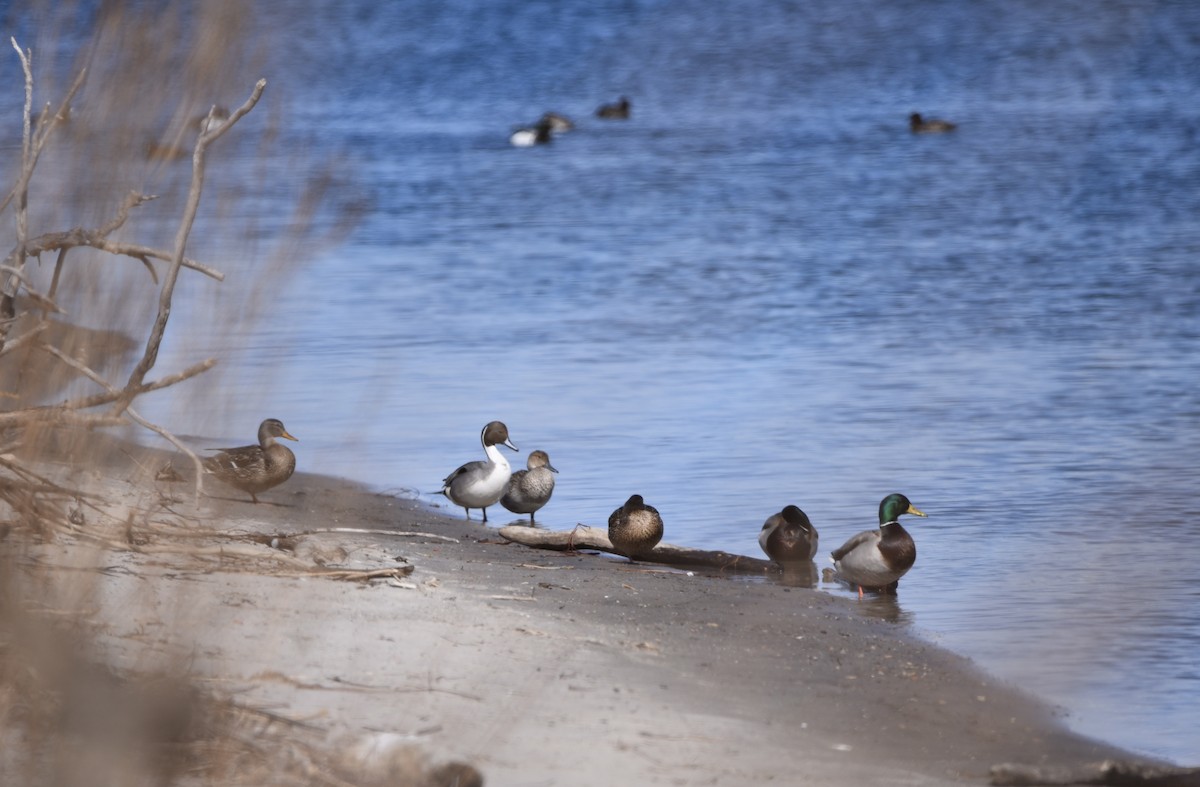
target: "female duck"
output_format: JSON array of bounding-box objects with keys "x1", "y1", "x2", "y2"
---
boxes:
[
  {"x1": 501, "y1": 449, "x2": 558, "y2": 524},
  {"x1": 759, "y1": 505, "x2": 818, "y2": 566},
  {"x1": 831, "y1": 493, "x2": 927, "y2": 595},
  {"x1": 595, "y1": 96, "x2": 630, "y2": 119},
  {"x1": 203, "y1": 418, "x2": 298, "y2": 504},
  {"x1": 440, "y1": 421, "x2": 519, "y2": 522},
  {"x1": 607, "y1": 494, "x2": 663, "y2": 561},
  {"x1": 909, "y1": 112, "x2": 956, "y2": 133}
]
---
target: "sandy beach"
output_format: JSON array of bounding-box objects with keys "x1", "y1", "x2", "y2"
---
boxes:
[{"x1": 3, "y1": 430, "x2": 1151, "y2": 786}]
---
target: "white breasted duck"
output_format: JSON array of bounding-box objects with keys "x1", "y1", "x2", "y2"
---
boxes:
[
  {"x1": 607, "y1": 494, "x2": 663, "y2": 561},
  {"x1": 830, "y1": 493, "x2": 927, "y2": 596},
  {"x1": 909, "y1": 112, "x2": 956, "y2": 133},
  {"x1": 203, "y1": 418, "x2": 298, "y2": 504},
  {"x1": 595, "y1": 96, "x2": 630, "y2": 119},
  {"x1": 510, "y1": 116, "x2": 553, "y2": 147},
  {"x1": 759, "y1": 505, "x2": 819, "y2": 566},
  {"x1": 440, "y1": 421, "x2": 519, "y2": 522},
  {"x1": 501, "y1": 449, "x2": 558, "y2": 524}
]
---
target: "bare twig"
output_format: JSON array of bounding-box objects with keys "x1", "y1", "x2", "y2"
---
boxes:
[
  {"x1": 0, "y1": 39, "x2": 35, "y2": 352},
  {"x1": 21, "y1": 225, "x2": 225, "y2": 282},
  {"x1": 116, "y1": 78, "x2": 266, "y2": 414},
  {"x1": 33, "y1": 341, "x2": 208, "y2": 497},
  {"x1": 0, "y1": 357, "x2": 217, "y2": 427}
]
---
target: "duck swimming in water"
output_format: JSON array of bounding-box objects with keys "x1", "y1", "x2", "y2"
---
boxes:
[
  {"x1": 909, "y1": 112, "x2": 956, "y2": 133},
  {"x1": 510, "y1": 116, "x2": 553, "y2": 147},
  {"x1": 595, "y1": 96, "x2": 630, "y2": 119}
]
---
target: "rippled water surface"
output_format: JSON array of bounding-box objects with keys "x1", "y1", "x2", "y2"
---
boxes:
[{"x1": 15, "y1": 0, "x2": 1200, "y2": 764}]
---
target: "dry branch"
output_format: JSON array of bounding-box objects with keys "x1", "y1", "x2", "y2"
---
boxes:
[
  {"x1": 1, "y1": 42, "x2": 247, "y2": 459},
  {"x1": 116, "y1": 77, "x2": 266, "y2": 412},
  {"x1": 499, "y1": 524, "x2": 777, "y2": 573}
]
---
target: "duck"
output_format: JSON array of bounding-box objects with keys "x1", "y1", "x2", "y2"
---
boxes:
[
  {"x1": 540, "y1": 112, "x2": 574, "y2": 133},
  {"x1": 501, "y1": 449, "x2": 558, "y2": 524},
  {"x1": 203, "y1": 418, "x2": 298, "y2": 503},
  {"x1": 439, "y1": 421, "x2": 519, "y2": 522},
  {"x1": 510, "y1": 116, "x2": 553, "y2": 147},
  {"x1": 830, "y1": 493, "x2": 927, "y2": 596},
  {"x1": 595, "y1": 96, "x2": 630, "y2": 119},
  {"x1": 607, "y1": 494, "x2": 663, "y2": 561},
  {"x1": 759, "y1": 505, "x2": 819, "y2": 566},
  {"x1": 909, "y1": 112, "x2": 956, "y2": 133}
]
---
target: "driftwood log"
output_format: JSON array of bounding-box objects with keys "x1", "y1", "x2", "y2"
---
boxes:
[
  {"x1": 990, "y1": 760, "x2": 1200, "y2": 787},
  {"x1": 499, "y1": 524, "x2": 778, "y2": 574}
]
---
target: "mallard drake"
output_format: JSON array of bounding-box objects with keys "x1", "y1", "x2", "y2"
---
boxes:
[
  {"x1": 759, "y1": 505, "x2": 819, "y2": 566},
  {"x1": 909, "y1": 112, "x2": 956, "y2": 133},
  {"x1": 595, "y1": 96, "x2": 630, "y2": 119},
  {"x1": 830, "y1": 493, "x2": 927, "y2": 596},
  {"x1": 440, "y1": 421, "x2": 518, "y2": 522},
  {"x1": 501, "y1": 449, "x2": 558, "y2": 524},
  {"x1": 607, "y1": 494, "x2": 663, "y2": 561},
  {"x1": 203, "y1": 418, "x2": 298, "y2": 503}
]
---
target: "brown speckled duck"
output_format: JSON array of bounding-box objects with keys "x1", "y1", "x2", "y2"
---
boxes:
[
  {"x1": 203, "y1": 418, "x2": 298, "y2": 503},
  {"x1": 830, "y1": 493, "x2": 927, "y2": 596},
  {"x1": 501, "y1": 449, "x2": 558, "y2": 524},
  {"x1": 607, "y1": 494, "x2": 663, "y2": 561},
  {"x1": 759, "y1": 505, "x2": 818, "y2": 566}
]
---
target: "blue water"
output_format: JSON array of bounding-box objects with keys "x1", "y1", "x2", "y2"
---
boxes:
[{"x1": 9, "y1": 0, "x2": 1200, "y2": 765}]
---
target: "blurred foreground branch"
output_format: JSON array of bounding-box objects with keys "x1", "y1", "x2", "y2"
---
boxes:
[{"x1": 0, "y1": 39, "x2": 266, "y2": 500}]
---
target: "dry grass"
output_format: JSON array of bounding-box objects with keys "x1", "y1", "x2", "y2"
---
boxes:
[{"x1": 0, "y1": 3, "x2": 476, "y2": 784}]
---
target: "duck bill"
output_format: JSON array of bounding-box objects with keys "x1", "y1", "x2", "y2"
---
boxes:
[
  {"x1": 547, "y1": 464, "x2": 559, "y2": 473},
  {"x1": 280, "y1": 430, "x2": 299, "y2": 442},
  {"x1": 503, "y1": 439, "x2": 518, "y2": 452},
  {"x1": 907, "y1": 504, "x2": 927, "y2": 517}
]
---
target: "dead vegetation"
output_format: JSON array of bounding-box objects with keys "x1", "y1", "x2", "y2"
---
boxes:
[{"x1": 0, "y1": 4, "x2": 474, "y2": 784}]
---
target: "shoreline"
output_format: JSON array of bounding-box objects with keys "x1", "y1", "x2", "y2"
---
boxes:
[{"x1": 10, "y1": 431, "x2": 1153, "y2": 785}]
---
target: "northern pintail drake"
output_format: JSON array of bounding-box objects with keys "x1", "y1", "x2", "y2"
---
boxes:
[
  {"x1": 541, "y1": 112, "x2": 574, "y2": 133},
  {"x1": 607, "y1": 494, "x2": 663, "y2": 561},
  {"x1": 830, "y1": 493, "x2": 927, "y2": 596},
  {"x1": 909, "y1": 112, "x2": 956, "y2": 133},
  {"x1": 203, "y1": 418, "x2": 298, "y2": 503},
  {"x1": 501, "y1": 449, "x2": 558, "y2": 524},
  {"x1": 759, "y1": 505, "x2": 819, "y2": 566},
  {"x1": 595, "y1": 96, "x2": 630, "y2": 119},
  {"x1": 440, "y1": 421, "x2": 519, "y2": 522},
  {"x1": 510, "y1": 116, "x2": 553, "y2": 147}
]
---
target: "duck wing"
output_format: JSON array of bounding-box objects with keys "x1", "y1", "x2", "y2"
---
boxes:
[
  {"x1": 205, "y1": 444, "x2": 266, "y2": 475},
  {"x1": 442, "y1": 459, "x2": 485, "y2": 488},
  {"x1": 830, "y1": 529, "x2": 878, "y2": 561}
]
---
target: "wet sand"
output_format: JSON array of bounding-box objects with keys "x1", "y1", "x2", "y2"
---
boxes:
[{"x1": 19, "y1": 433, "x2": 1137, "y2": 786}]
